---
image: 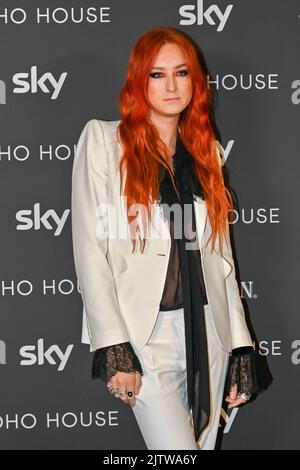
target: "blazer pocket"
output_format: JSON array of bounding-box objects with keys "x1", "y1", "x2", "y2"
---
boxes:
[{"x1": 221, "y1": 254, "x2": 233, "y2": 279}]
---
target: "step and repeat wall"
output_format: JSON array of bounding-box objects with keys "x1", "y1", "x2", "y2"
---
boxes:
[{"x1": 0, "y1": 0, "x2": 299, "y2": 450}]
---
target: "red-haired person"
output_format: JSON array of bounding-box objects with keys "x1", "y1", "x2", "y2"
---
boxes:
[{"x1": 71, "y1": 27, "x2": 272, "y2": 450}]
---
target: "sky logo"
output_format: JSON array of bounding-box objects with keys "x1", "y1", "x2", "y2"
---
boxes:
[
  {"x1": 0, "y1": 66, "x2": 67, "y2": 104},
  {"x1": 179, "y1": 0, "x2": 233, "y2": 32},
  {"x1": 16, "y1": 203, "x2": 70, "y2": 236},
  {"x1": 20, "y1": 339, "x2": 73, "y2": 372}
]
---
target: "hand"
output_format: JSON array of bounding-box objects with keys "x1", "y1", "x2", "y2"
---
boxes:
[
  {"x1": 225, "y1": 383, "x2": 250, "y2": 409},
  {"x1": 106, "y1": 371, "x2": 142, "y2": 407}
]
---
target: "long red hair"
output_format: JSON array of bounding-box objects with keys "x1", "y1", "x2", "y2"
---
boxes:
[{"x1": 117, "y1": 27, "x2": 234, "y2": 255}]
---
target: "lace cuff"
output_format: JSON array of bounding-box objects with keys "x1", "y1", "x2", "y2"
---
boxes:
[
  {"x1": 224, "y1": 346, "x2": 273, "y2": 398},
  {"x1": 92, "y1": 341, "x2": 144, "y2": 383}
]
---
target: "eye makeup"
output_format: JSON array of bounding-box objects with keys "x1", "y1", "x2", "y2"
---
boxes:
[{"x1": 150, "y1": 69, "x2": 189, "y2": 78}]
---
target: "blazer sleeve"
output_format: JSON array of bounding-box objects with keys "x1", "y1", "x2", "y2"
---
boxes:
[
  {"x1": 71, "y1": 119, "x2": 130, "y2": 351},
  {"x1": 215, "y1": 140, "x2": 253, "y2": 350}
]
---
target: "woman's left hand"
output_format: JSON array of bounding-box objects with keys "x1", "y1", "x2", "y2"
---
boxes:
[{"x1": 225, "y1": 383, "x2": 248, "y2": 409}]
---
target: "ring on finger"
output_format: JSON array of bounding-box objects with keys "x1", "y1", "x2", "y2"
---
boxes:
[{"x1": 238, "y1": 392, "x2": 251, "y2": 402}]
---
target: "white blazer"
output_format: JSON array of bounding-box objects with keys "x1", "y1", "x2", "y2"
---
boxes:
[{"x1": 71, "y1": 119, "x2": 253, "y2": 354}]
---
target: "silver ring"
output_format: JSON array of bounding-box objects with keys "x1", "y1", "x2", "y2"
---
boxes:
[{"x1": 238, "y1": 392, "x2": 251, "y2": 402}]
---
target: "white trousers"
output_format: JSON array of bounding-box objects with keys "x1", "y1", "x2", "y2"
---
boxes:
[{"x1": 131, "y1": 304, "x2": 230, "y2": 450}]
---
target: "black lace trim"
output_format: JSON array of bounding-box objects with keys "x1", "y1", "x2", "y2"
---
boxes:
[
  {"x1": 224, "y1": 346, "x2": 273, "y2": 398},
  {"x1": 92, "y1": 342, "x2": 144, "y2": 382}
]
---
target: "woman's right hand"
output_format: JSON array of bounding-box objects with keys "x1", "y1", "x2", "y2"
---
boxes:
[{"x1": 107, "y1": 371, "x2": 142, "y2": 407}]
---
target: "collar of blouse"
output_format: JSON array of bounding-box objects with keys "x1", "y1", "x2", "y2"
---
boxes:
[{"x1": 159, "y1": 135, "x2": 205, "y2": 205}]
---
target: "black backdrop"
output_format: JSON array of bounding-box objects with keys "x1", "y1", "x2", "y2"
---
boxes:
[{"x1": 0, "y1": 0, "x2": 299, "y2": 450}]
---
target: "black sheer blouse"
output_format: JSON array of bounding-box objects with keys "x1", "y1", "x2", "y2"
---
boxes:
[{"x1": 159, "y1": 212, "x2": 184, "y2": 311}]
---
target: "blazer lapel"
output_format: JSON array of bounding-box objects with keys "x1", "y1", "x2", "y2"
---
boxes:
[{"x1": 193, "y1": 194, "x2": 208, "y2": 254}]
